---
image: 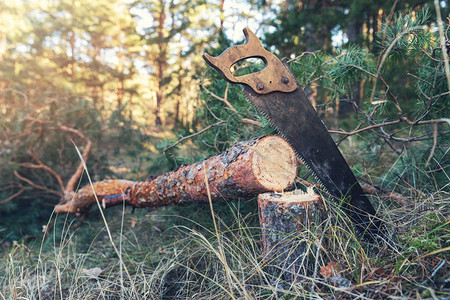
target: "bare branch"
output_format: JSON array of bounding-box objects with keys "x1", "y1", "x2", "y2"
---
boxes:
[
  {"x1": 201, "y1": 83, "x2": 238, "y2": 113},
  {"x1": 65, "y1": 139, "x2": 92, "y2": 194},
  {"x1": 164, "y1": 121, "x2": 226, "y2": 152},
  {"x1": 57, "y1": 125, "x2": 93, "y2": 193},
  {"x1": 328, "y1": 120, "x2": 402, "y2": 136},
  {"x1": 28, "y1": 146, "x2": 65, "y2": 192},
  {"x1": 0, "y1": 187, "x2": 32, "y2": 204},
  {"x1": 425, "y1": 123, "x2": 438, "y2": 167},
  {"x1": 201, "y1": 83, "x2": 261, "y2": 126},
  {"x1": 11, "y1": 116, "x2": 94, "y2": 199},
  {"x1": 14, "y1": 171, "x2": 63, "y2": 197}
]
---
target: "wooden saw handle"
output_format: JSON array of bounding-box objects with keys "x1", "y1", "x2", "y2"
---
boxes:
[{"x1": 203, "y1": 28, "x2": 297, "y2": 94}]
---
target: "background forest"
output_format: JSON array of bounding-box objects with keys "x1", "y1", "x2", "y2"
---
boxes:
[{"x1": 0, "y1": 0, "x2": 449, "y2": 299}]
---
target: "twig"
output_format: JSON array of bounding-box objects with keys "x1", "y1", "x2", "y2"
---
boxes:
[
  {"x1": 240, "y1": 118, "x2": 262, "y2": 126},
  {"x1": 9, "y1": 115, "x2": 94, "y2": 202},
  {"x1": 431, "y1": 90, "x2": 450, "y2": 99},
  {"x1": 201, "y1": 83, "x2": 238, "y2": 113},
  {"x1": 64, "y1": 138, "x2": 92, "y2": 193},
  {"x1": 164, "y1": 121, "x2": 226, "y2": 152},
  {"x1": 431, "y1": 259, "x2": 447, "y2": 277},
  {"x1": 0, "y1": 187, "x2": 31, "y2": 204},
  {"x1": 16, "y1": 122, "x2": 93, "y2": 195},
  {"x1": 343, "y1": 63, "x2": 378, "y2": 78},
  {"x1": 377, "y1": 26, "x2": 428, "y2": 78},
  {"x1": 378, "y1": 75, "x2": 402, "y2": 114},
  {"x1": 201, "y1": 83, "x2": 261, "y2": 126},
  {"x1": 328, "y1": 116, "x2": 449, "y2": 139},
  {"x1": 25, "y1": 146, "x2": 65, "y2": 191},
  {"x1": 1, "y1": 87, "x2": 29, "y2": 106},
  {"x1": 426, "y1": 123, "x2": 438, "y2": 167},
  {"x1": 287, "y1": 51, "x2": 318, "y2": 63},
  {"x1": 13, "y1": 171, "x2": 63, "y2": 197},
  {"x1": 402, "y1": 117, "x2": 450, "y2": 126},
  {"x1": 328, "y1": 120, "x2": 402, "y2": 136},
  {"x1": 369, "y1": 0, "x2": 398, "y2": 104},
  {"x1": 370, "y1": 25, "x2": 427, "y2": 104}
]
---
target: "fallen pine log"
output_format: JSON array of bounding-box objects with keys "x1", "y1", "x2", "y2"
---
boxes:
[{"x1": 55, "y1": 135, "x2": 298, "y2": 215}]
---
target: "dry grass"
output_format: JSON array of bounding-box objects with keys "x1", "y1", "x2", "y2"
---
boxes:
[
  {"x1": 0, "y1": 147, "x2": 449, "y2": 299},
  {"x1": 0, "y1": 184, "x2": 448, "y2": 299}
]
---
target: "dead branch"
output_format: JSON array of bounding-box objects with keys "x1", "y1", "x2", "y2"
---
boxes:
[
  {"x1": 201, "y1": 82, "x2": 262, "y2": 126},
  {"x1": 425, "y1": 123, "x2": 438, "y2": 167},
  {"x1": 0, "y1": 186, "x2": 32, "y2": 204},
  {"x1": 360, "y1": 183, "x2": 408, "y2": 207},
  {"x1": 164, "y1": 121, "x2": 226, "y2": 152},
  {"x1": 5, "y1": 117, "x2": 93, "y2": 203},
  {"x1": 17, "y1": 146, "x2": 66, "y2": 192},
  {"x1": 13, "y1": 171, "x2": 63, "y2": 197}
]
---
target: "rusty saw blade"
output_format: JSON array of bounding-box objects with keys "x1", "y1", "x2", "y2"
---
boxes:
[{"x1": 203, "y1": 28, "x2": 383, "y2": 241}]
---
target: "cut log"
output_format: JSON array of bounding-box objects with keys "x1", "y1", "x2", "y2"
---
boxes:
[
  {"x1": 258, "y1": 189, "x2": 323, "y2": 282},
  {"x1": 55, "y1": 135, "x2": 297, "y2": 215}
]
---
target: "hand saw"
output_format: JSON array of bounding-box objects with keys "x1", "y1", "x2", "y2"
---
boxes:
[{"x1": 203, "y1": 28, "x2": 383, "y2": 241}]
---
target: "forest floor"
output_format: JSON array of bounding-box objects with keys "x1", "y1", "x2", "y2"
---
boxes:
[
  {"x1": 0, "y1": 189, "x2": 448, "y2": 298},
  {"x1": 0, "y1": 132, "x2": 449, "y2": 299}
]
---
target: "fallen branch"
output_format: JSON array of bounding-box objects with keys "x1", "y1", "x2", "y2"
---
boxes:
[
  {"x1": 4, "y1": 118, "x2": 93, "y2": 204},
  {"x1": 360, "y1": 183, "x2": 408, "y2": 207},
  {"x1": 55, "y1": 135, "x2": 298, "y2": 215}
]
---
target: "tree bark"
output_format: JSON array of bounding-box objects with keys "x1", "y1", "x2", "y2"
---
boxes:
[
  {"x1": 154, "y1": 0, "x2": 166, "y2": 126},
  {"x1": 219, "y1": 0, "x2": 225, "y2": 31},
  {"x1": 55, "y1": 135, "x2": 297, "y2": 215},
  {"x1": 258, "y1": 189, "x2": 323, "y2": 282}
]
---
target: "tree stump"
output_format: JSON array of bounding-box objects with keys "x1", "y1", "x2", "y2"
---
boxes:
[
  {"x1": 258, "y1": 189, "x2": 323, "y2": 283},
  {"x1": 55, "y1": 135, "x2": 298, "y2": 214}
]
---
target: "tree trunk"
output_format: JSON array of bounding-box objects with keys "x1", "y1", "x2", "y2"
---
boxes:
[
  {"x1": 155, "y1": 0, "x2": 166, "y2": 126},
  {"x1": 117, "y1": 77, "x2": 124, "y2": 109},
  {"x1": 129, "y1": 92, "x2": 134, "y2": 121},
  {"x1": 258, "y1": 189, "x2": 323, "y2": 282},
  {"x1": 219, "y1": 0, "x2": 225, "y2": 31},
  {"x1": 175, "y1": 50, "x2": 183, "y2": 127},
  {"x1": 70, "y1": 30, "x2": 76, "y2": 82},
  {"x1": 55, "y1": 135, "x2": 297, "y2": 215},
  {"x1": 343, "y1": 18, "x2": 364, "y2": 117}
]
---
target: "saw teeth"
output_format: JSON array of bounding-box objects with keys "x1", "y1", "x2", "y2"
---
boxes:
[{"x1": 243, "y1": 92, "x2": 331, "y2": 196}]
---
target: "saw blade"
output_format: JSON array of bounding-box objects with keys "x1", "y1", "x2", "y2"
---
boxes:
[{"x1": 243, "y1": 85, "x2": 383, "y2": 240}]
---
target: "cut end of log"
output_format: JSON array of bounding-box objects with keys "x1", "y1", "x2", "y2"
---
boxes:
[{"x1": 251, "y1": 135, "x2": 297, "y2": 192}]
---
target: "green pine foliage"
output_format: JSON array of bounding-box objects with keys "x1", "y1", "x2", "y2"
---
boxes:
[
  {"x1": 168, "y1": 7, "x2": 448, "y2": 194},
  {"x1": 328, "y1": 45, "x2": 376, "y2": 90}
]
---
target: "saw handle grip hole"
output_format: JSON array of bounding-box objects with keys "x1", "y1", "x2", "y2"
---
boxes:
[{"x1": 231, "y1": 57, "x2": 266, "y2": 77}]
